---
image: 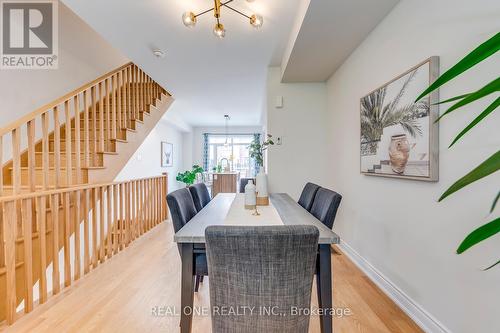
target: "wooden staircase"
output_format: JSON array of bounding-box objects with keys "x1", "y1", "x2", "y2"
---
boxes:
[{"x1": 0, "y1": 62, "x2": 172, "y2": 326}]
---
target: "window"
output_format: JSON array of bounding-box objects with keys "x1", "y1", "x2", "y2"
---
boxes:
[{"x1": 205, "y1": 134, "x2": 257, "y2": 178}]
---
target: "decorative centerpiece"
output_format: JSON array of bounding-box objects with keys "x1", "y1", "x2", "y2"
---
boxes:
[
  {"x1": 244, "y1": 180, "x2": 256, "y2": 210},
  {"x1": 249, "y1": 134, "x2": 274, "y2": 206}
]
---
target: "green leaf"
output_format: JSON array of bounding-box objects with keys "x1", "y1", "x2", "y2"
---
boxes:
[
  {"x1": 439, "y1": 150, "x2": 500, "y2": 201},
  {"x1": 483, "y1": 259, "x2": 500, "y2": 271},
  {"x1": 457, "y1": 217, "x2": 500, "y2": 254},
  {"x1": 433, "y1": 93, "x2": 470, "y2": 105},
  {"x1": 436, "y1": 77, "x2": 500, "y2": 122},
  {"x1": 448, "y1": 96, "x2": 500, "y2": 147},
  {"x1": 415, "y1": 32, "x2": 500, "y2": 102},
  {"x1": 491, "y1": 191, "x2": 500, "y2": 214}
]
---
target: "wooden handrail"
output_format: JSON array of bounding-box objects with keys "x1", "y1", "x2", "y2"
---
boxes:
[{"x1": 0, "y1": 62, "x2": 133, "y2": 137}]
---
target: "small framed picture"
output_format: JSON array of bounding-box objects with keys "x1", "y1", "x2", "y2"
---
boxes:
[{"x1": 161, "y1": 142, "x2": 173, "y2": 167}]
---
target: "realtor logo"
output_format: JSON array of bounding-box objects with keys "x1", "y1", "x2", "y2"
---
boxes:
[{"x1": 1, "y1": 0, "x2": 58, "y2": 69}]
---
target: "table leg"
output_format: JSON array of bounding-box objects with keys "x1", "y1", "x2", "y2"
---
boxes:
[
  {"x1": 316, "y1": 244, "x2": 332, "y2": 333},
  {"x1": 180, "y1": 243, "x2": 194, "y2": 333}
]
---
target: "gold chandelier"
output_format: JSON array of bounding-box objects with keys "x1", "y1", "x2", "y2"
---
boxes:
[{"x1": 182, "y1": 0, "x2": 263, "y2": 38}]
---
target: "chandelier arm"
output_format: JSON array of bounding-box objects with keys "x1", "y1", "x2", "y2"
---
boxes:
[
  {"x1": 221, "y1": 4, "x2": 251, "y2": 19},
  {"x1": 194, "y1": 7, "x2": 215, "y2": 18}
]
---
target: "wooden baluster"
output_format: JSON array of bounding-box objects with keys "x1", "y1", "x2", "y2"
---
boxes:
[
  {"x1": 107, "y1": 185, "x2": 113, "y2": 259},
  {"x1": 153, "y1": 178, "x2": 157, "y2": 225},
  {"x1": 134, "y1": 180, "x2": 139, "y2": 239},
  {"x1": 64, "y1": 100, "x2": 72, "y2": 187},
  {"x1": 22, "y1": 199, "x2": 34, "y2": 312},
  {"x1": 113, "y1": 183, "x2": 119, "y2": 254},
  {"x1": 140, "y1": 179, "x2": 145, "y2": 235},
  {"x1": 83, "y1": 188, "x2": 90, "y2": 274},
  {"x1": 64, "y1": 190, "x2": 71, "y2": 287},
  {"x1": 123, "y1": 69, "x2": 129, "y2": 129},
  {"x1": 99, "y1": 81, "x2": 105, "y2": 153},
  {"x1": 3, "y1": 201, "x2": 17, "y2": 324},
  {"x1": 92, "y1": 188, "x2": 98, "y2": 268},
  {"x1": 118, "y1": 183, "x2": 124, "y2": 250},
  {"x1": 83, "y1": 90, "x2": 90, "y2": 168},
  {"x1": 117, "y1": 71, "x2": 123, "y2": 131},
  {"x1": 27, "y1": 120, "x2": 36, "y2": 192},
  {"x1": 74, "y1": 95, "x2": 82, "y2": 184},
  {"x1": 131, "y1": 66, "x2": 136, "y2": 121},
  {"x1": 111, "y1": 75, "x2": 117, "y2": 140},
  {"x1": 12, "y1": 128, "x2": 21, "y2": 194},
  {"x1": 135, "y1": 66, "x2": 140, "y2": 119},
  {"x1": 105, "y1": 78, "x2": 111, "y2": 151},
  {"x1": 42, "y1": 113, "x2": 50, "y2": 189},
  {"x1": 74, "y1": 189, "x2": 81, "y2": 280},
  {"x1": 139, "y1": 70, "x2": 144, "y2": 112},
  {"x1": 51, "y1": 194, "x2": 60, "y2": 295},
  {"x1": 53, "y1": 107, "x2": 61, "y2": 188},
  {"x1": 125, "y1": 182, "x2": 130, "y2": 246},
  {"x1": 99, "y1": 186, "x2": 105, "y2": 262},
  {"x1": 37, "y1": 196, "x2": 48, "y2": 303},
  {"x1": 148, "y1": 179, "x2": 152, "y2": 230},
  {"x1": 91, "y1": 86, "x2": 97, "y2": 166},
  {"x1": 143, "y1": 72, "x2": 148, "y2": 112},
  {"x1": 148, "y1": 77, "x2": 152, "y2": 107}
]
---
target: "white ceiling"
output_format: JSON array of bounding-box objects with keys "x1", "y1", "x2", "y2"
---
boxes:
[
  {"x1": 61, "y1": 0, "x2": 301, "y2": 127},
  {"x1": 61, "y1": 0, "x2": 399, "y2": 127},
  {"x1": 281, "y1": 0, "x2": 399, "y2": 82}
]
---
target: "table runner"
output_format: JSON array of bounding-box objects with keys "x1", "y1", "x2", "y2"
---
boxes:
[{"x1": 223, "y1": 193, "x2": 283, "y2": 225}]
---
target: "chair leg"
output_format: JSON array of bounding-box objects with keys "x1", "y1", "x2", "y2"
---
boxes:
[
  {"x1": 200, "y1": 275, "x2": 204, "y2": 283},
  {"x1": 194, "y1": 275, "x2": 201, "y2": 292}
]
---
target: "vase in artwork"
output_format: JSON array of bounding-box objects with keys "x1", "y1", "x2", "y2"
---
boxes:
[
  {"x1": 255, "y1": 166, "x2": 269, "y2": 206},
  {"x1": 388, "y1": 134, "x2": 410, "y2": 174},
  {"x1": 244, "y1": 180, "x2": 257, "y2": 210}
]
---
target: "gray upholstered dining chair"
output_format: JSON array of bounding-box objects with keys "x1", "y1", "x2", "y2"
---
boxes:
[
  {"x1": 166, "y1": 188, "x2": 207, "y2": 292},
  {"x1": 205, "y1": 225, "x2": 319, "y2": 333},
  {"x1": 239, "y1": 177, "x2": 255, "y2": 193},
  {"x1": 189, "y1": 183, "x2": 211, "y2": 212},
  {"x1": 298, "y1": 182, "x2": 321, "y2": 211},
  {"x1": 310, "y1": 187, "x2": 342, "y2": 229}
]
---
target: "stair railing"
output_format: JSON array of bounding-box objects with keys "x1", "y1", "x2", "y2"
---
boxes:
[
  {"x1": 0, "y1": 62, "x2": 167, "y2": 195},
  {"x1": 0, "y1": 174, "x2": 168, "y2": 325}
]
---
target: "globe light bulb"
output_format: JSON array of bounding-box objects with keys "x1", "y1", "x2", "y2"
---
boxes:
[
  {"x1": 182, "y1": 12, "x2": 196, "y2": 27},
  {"x1": 250, "y1": 14, "x2": 263, "y2": 28},
  {"x1": 213, "y1": 23, "x2": 226, "y2": 38}
]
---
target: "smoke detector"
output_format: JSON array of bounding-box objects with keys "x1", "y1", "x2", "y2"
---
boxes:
[{"x1": 153, "y1": 49, "x2": 165, "y2": 58}]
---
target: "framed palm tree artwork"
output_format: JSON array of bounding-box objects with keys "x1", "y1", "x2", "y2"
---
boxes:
[
  {"x1": 360, "y1": 57, "x2": 439, "y2": 181},
  {"x1": 161, "y1": 142, "x2": 173, "y2": 167}
]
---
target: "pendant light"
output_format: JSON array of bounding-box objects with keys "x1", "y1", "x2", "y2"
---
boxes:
[{"x1": 224, "y1": 114, "x2": 230, "y2": 147}]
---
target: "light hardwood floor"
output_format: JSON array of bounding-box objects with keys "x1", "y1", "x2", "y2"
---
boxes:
[{"x1": 1, "y1": 221, "x2": 423, "y2": 333}]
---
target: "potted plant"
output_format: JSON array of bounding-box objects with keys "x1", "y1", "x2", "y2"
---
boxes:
[
  {"x1": 176, "y1": 165, "x2": 204, "y2": 187},
  {"x1": 249, "y1": 134, "x2": 275, "y2": 169}
]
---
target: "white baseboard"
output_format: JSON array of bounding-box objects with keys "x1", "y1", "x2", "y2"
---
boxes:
[{"x1": 337, "y1": 240, "x2": 450, "y2": 333}]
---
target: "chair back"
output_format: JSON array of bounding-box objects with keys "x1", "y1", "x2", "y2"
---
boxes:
[
  {"x1": 298, "y1": 182, "x2": 321, "y2": 211},
  {"x1": 310, "y1": 187, "x2": 342, "y2": 229},
  {"x1": 166, "y1": 188, "x2": 198, "y2": 233},
  {"x1": 189, "y1": 183, "x2": 211, "y2": 212},
  {"x1": 239, "y1": 177, "x2": 256, "y2": 193},
  {"x1": 205, "y1": 225, "x2": 319, "y2": 333}
]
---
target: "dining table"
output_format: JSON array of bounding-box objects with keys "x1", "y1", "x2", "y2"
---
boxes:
[{"x1": 173, "y1": 193, "x2": 340, "y2": 333}]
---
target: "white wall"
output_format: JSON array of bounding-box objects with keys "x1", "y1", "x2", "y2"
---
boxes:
[
  {"x1": 0, "y1": 3, "x2": 128, "y2": 127},
  {"x1": 325, "y1": 1, "x2": 500, "y2": 332},
  {"x1": 115, "y1": 115, "x2": 191, "y2": 193},
  {"x1": 190, "y1": 125, "x2": 263, "y2": 167},
  {"x1": 266, "y1": 67, "x2": 328, "y2": 200}
]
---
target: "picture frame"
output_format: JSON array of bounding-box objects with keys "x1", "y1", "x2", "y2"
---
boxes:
[
  {"x1": 161, "y1": 142, "x2": 173, "y2": 167},
  {"x1": 360, "y1": 56, "x2": 439, "y2": 181}
]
